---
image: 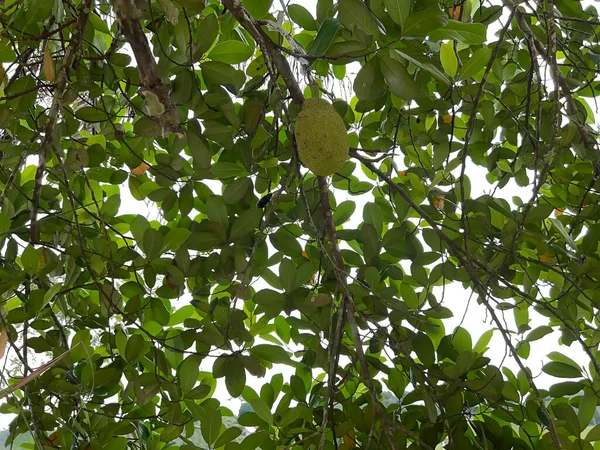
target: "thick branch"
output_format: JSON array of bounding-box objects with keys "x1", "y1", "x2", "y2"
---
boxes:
[
  {"x1": 111, "y1": 0, "x2": 180, "y2": 132},
  {"x1": 221, "y1": 0, "x2": 304, "y2": 105}
]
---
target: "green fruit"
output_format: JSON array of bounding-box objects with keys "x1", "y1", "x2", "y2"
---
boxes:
[{"x1": 294, "y1": 98, "x2": 349, "y2": 176}]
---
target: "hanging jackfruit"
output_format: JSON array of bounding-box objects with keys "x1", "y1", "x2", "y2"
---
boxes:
[{"x1": 294, "y1": 98, "x2": 349, "y2": 176}]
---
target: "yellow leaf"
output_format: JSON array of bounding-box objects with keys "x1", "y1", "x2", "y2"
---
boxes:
[
  {"x1": 343, "y1": 428, "x2": 356, "y2": 449},
  {"x1": 132, "y1": 162, "x2": 150, "y2": 176},
  {"x1": 449, "y1": 5, "x2": 461, "y2": 19},
  {"x1": 443, "y1": 114, "x2": 453, "y2": 124},
  {"x1": 0, "y1": 328, "x2": 8, "y2": 360},
  {"x1": 554, "y1": 208, "x2": 563, "y2": 217},
  {"x1": 47, "y1": 431, "x2": 60, "y2": 448},
  {"x1": 301, "y1": 251, "x2": 309, "y2": 260},
  {"x1": 37, "y1": 249, "x2": 46, "y2": 271},
  {"x1": 44, "y1": 45, "x2": 56, "y2": 82},
  {"x1": 539, "y1": 252, "x2": 553, "y2": 263}
]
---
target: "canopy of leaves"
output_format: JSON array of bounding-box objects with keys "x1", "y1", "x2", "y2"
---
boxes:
[{"x1": 0, "y1": 0, "x2": 599, "y2": 449}]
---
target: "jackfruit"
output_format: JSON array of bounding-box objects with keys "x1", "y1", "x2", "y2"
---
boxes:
[{"x1": 294, "y1": 98, "x2": 349, "y2": 176}]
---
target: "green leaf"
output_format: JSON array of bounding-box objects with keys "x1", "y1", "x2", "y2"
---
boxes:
[
  {"x1": 230, "y1": 208, "x2": 261, "y2": 242},
  {"x1": 242, "y1": 0, "x2": 273, "y2": 19},
  {"x1": 270, "y1": 228, "x2": 302, "y2": 256},
  {"x1": 21, "y1": 245, "x2": 38, "y2": 274},
  {"x1": 525, "y1": 325, "x2": 553, "y2": 342},
  {"x1": 208, "y1": 41, "x2": 254, "y2": 64},
  {"x1": 413, "y1": 333, "x2": 435, "y2": 366},
  {"x1": 162, "y1": 228, "x2": 191, "y2": 253},
  {"x1": 333, "y1": 200, "x2": 356, "y2": 225},
  {"x1": 379, "y1": 55, "x2": 418, "y2": 100},
  {"x1": 288, "y1": 4, "x2": 317, "y2": 31},
  {"x1": 253, "y1": 289, "x2": 286, "y2": 308},
  {"x1": 452, "y1": 327, "x2": 472, "y2": 352},
  {"x1": 130, "y1": 215, "x2": 151, "y2": 246},
  {"x1": 338, "y1": 0, "x2": 381, "y2": 38},
  {"x1": 214, "y1": 427, "x2": 243, "y2": 448},
  {"x1": 142, "y1": 228, "x2": 164, "y2": 260},
  {"x1": 384, "y1": 0, "x2": 411, "y2": 26},
  {"x1": 578, "y1": 388, "x2": 596, "y2": 429},
  {"x1": 403, "y1": 5, "x2": 448, "y2": 36},
  {"x1": 250, "y1": 344, "x2": 290, "y2": 364},
  {"x1": 88, "y1": 13, "x2": 110, "y2": 34},
  {"x1": 201, "y1": 62, "x2": 245, "y2": 94},
  {"x1": 125, "y1": 334, "x2": 145, "y2": 362},
  {"x1": 457, "y1": 46, "x2": 491, "y2": 81},
  {"x1": 307, "y1": 18, "x2": 343, "y2": 56},
  {"x1": 383, "y1": 228, "x2": 416, "y2": 259},
  {"x1": 440, "y1": 41, "x2": 458, "y2": 78},
  {"x1": 223, "y1": 178, "x2": 252, "y2": 204},
  {"x1": 206, "y1": 197, "x2": 229, "y2": 231},
  {"x1": 178, "y1": 355, "x2": 200, "y2": 393},
  {"x1": 75, "y1": 106, "x2": 108, "y2": 123},
  {"x1": 200, "y1": 407, "x2": 222, "y2": 445},
  {"x1": 279, "y1": 258, "x2": 297, "y2": 293},
  {"x1": 225, "y1": 360, "x2": 246, "y2": 397},
  {"x1": 0, "y1": 212, "x2": 10, "y2": 234},
  {"x1": 429, "y1": 20, "x2": 487, "y2": 45},
  {"x1": 249, "y1": 397, "x2": 273, "y2": 425},
  {"x1": 363, "y1": 202, "x2": 383, "y2": 236},
  {"x1": 210, "y1": 161, "x2": 248, "y2": 178},
  {"x1": 193, "y1": 13, "x2": 219, "y2": 60},
  {"x1": 542, "y1": 362, "x2": 582, "y2": 379}
]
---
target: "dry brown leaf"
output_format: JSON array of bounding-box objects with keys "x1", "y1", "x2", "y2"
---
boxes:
[
  {"x1": 44, "y1": 45, "x2": 56, "y2": 82},
  {"x1": 132, "y1": 162, "x2": 150, "y2": 176},
  {"x1": 0, "y1": 328, "x2": 8, "y2": 360},
  {"x1": 0, "y1": 343, "x2": 80, "y2": 399}
]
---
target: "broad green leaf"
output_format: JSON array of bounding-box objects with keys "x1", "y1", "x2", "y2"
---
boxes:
[
  {"x1": 457, "y1": 46, "x2": 491, "y2": 80},
  {"x1": 223, "y1": 178, "x2": 252, "y2": 204},
  {"x1": 542, "y1": 362, "x2": 582, "y2": 379},
  {"x1": 288, "y1": 4, "x2": 317, "y2": 31},
  {"x1": 162, "y1": 228, "x2": 191, "y2": 253},
  {"x1": 249, "y1": 397, "x2": 273, "y2": 425},
  {"x1": 142, "y1": 228, "x2": 164, "y2": 260},
  {"x1": 379, "y1": 55, "x2": 418, "y2": 100},
  {"x1": 201, "y1": 62, "x2": 245, "y2": 94},
  {"x1": 242, "y1": 0, "x2": 272, "y2": 19},
  {"x1": 193, "y1": 13, "x2": 219, "y2": 60},
  {"x1": 230, "y1": 208, "x2": 261, "y2": 242},
  {"x1": 225, "y1": 360, "x2": 246, "y2": 397},
  {"x1": 279, "y1": 258, "x2": 297, "y2": 293},
  {"x1": 206, "y1": 197, "x2": 229, "y2": 231},
  {"x1": 250, "y1": 344, "x2": 290, "y2": 364},
  {"x1": 178, "y1": 355, "x2": 200, "y2": 393},
  {"x1": 384, "y1": 0, "x2": 411, "y2": 26},
  {"x1": 403, "y1": 6, "x2": 448, "y2": 36},
  {"x1": 208, "y1": 41, "x2": 254, "y2": 64},
  {"x1": 200, "y1": 407, "x2": 222, "y2": 445},
  {"x1": 307, "y1": 18, "x2": 343, "y2": 56},
  {"x1": 333, "y1": 200, "x2": 356, "y2": 225},
  {"x1": 440, "y1": 41, "x2": 458, "y2": 78},
  {"x1": 338, "y1": 0, "x2": 381, "y2": 38},
  {"x1": 429, "y1": 20, "x2": 487, "y2": 45},
  {"x1": 75, "y1": 106, "x2": 108, "y2": 123},
  {"x1": 525, "y1": 326, "x2": 553, "y2": 342},
  {"x1": 363, "y1": 202, "x2": 383, "y2": 236}
]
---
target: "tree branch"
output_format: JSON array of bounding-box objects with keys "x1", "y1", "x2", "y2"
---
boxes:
[
  {"x1": 30, "y1": 0, "x2": 93, "y2": 243},
  {"x1": 111, "y1": 0, "x2": 180, "y2": 133}
]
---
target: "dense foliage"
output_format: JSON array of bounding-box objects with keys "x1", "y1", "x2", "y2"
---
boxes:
[{"x1": 0, "y1": 0, "x2": 599, "y2": 449}]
